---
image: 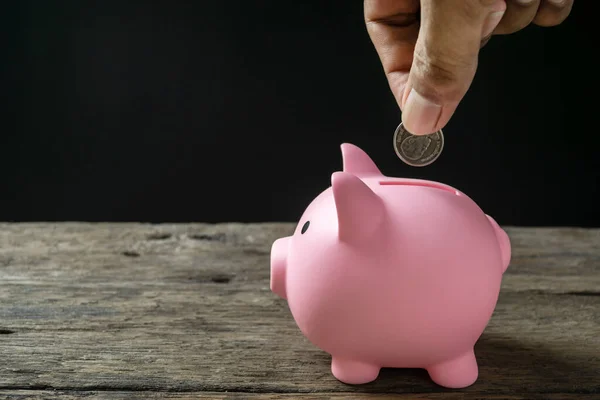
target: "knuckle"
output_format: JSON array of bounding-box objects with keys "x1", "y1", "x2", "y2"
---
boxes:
[
  {"x1": 532, "y1": 14, "x2": 563, "y2": 26},
  {"x1": 366, "y1": 13, "x2": 418, "y2": 28},
  {"x1": 412, "y1": 46, "x2": 473, "y2": 100},
  {"x1": 413, "y1": 47, "x2": 468, "y2": 84},
  {"x1": 494, "y1": 1, "x2": 544, "y2": 35},
  {"x1": 364, "y1": 0, "x2": 420, "y2": 26},
  {"x1": 452, "y1": 0, "x2": 497, "y2": 21},
  {"x1": 465, "y1": 0, "x2": 496, "y2": 18},
  {"x1": 533, "y1": 2, "x2": 573, "y2": 26},
  {"x1": 476, "y1": 0, "x2": 499, "y2": 7},
  {"x1": 543, "y1": 0, "x2": 573, "y2": 9}
]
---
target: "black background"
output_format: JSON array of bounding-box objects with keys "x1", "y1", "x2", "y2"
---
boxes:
[{"x1": 2, "y1": 1, "x2": 597, "y2": 226}]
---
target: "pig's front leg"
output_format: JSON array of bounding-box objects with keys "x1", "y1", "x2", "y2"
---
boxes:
[
  {"x1": 331, "y1": 357, "x2": 380, "y2": 385},
  {"x1": 270, "y1": 263, "x2": 286, "y2": 299},
  {"x1": 426, "y1": 349, "x2": 478, "y2": 388},
  {"x1": 486, "y1": 214, "x2": 511, "y2": 273},
  {"x1": 270, "y1": 237, "x2": 289, "y2": 299}
]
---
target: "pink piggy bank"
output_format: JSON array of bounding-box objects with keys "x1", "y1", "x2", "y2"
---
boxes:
[{"x1": 270, "y1": 143, "x2": 511, "y2": 389}]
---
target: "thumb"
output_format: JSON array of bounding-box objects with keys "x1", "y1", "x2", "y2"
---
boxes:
[{"x1": 401, "y1": 0, "x2": 506, "y2": 135}]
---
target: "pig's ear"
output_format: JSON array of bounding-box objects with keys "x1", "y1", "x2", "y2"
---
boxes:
[
  {"x1": 331, "y1": 171, "x2": 384, "y2": 243},
  {"x1": 341, "y1": 143, "x2": 383, "y2": 177}
]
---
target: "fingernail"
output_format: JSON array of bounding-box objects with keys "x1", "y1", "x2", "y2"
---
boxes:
[
  {"x1": 545, "y1": 0, "x2": 566, "y2": 5},
  {"x1": 482, "y1": 11, "x2": 505, "y2": 38},
  {"x1": 402, "y1": 89, "x2": 442, "y2": 135}
]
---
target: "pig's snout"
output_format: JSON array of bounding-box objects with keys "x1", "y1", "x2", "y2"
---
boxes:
[{"x1": 270, "y1": 236, "x2": 290, "y2": 299}]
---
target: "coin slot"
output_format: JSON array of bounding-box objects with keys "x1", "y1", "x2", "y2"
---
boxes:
[{"x1": 379, "y1": 180, "x2": 458, "y2": 195}]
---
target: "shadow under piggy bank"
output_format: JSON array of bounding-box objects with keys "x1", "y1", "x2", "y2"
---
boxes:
[{"x1": 332, "y1": 334, "x2": 599, "y2": 396}]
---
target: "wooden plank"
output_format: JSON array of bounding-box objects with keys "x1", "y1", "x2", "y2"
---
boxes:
[
  {"x1": 0, "y1": 390, "x2": 597, "y2": 399},
  {"x1": 0, "y1": 223, "x2": 599, "y2": 398}
]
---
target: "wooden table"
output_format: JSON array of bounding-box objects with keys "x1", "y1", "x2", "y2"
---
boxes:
[{"x1": 0, "y1": 223, "x2": 598, "y2": 399}]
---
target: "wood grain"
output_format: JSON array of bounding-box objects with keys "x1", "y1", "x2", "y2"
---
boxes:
[
  {"x1": 0, "y1": 223, "x2": 599, "y2": 399},
  {"x1": 0, "y1": 391, "x2": 597, "y2": 399}
]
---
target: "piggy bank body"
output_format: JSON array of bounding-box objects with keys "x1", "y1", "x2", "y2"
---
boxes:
[{"x1": 270, "y1": 143, "x2": 511, "y2": 389}]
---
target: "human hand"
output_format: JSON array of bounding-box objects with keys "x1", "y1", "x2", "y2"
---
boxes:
[{"x1": 365, "y1": 0, "x2": 573, "y2": 135}]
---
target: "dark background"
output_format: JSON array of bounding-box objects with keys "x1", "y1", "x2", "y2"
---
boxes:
[{"x1": 2, "y1": 1, "x2": 597, "y2": 226}]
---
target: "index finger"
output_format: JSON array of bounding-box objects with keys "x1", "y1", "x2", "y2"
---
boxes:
[{"x1": 364, "y1": 0, "x2": 421, "y2": 111}]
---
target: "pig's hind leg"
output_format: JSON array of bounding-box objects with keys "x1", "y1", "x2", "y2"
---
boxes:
[
  {"x1": 426, "y1": 349, "x2": 478, "y2": 388},
  {"x1": 331, "y1": 357, "x2": 380, "y2": 384}
]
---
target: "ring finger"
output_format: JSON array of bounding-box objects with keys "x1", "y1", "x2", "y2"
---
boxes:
[
  {"x1": 533, "y1": 0, "x2": 574, "y2": 26},
  {"x1": 494, "y1": 0, "x2": 542, "y2": 35}
]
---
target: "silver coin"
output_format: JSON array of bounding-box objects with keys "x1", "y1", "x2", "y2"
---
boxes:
[{"x1": 393, "y1": 122, "x2": 444, "y2": 167}]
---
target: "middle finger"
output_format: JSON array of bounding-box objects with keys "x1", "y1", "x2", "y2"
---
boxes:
[{"x1": 494, "y1": 0, "x2": 542, "y2": 34}]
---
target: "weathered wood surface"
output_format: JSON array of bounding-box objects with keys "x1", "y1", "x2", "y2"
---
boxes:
[
  {"x1": 0, "y1": 391, "x2": 593, "y2": 400},
  {"x1": 0, "y1": 223, "x2": 598, "y2": 400}
]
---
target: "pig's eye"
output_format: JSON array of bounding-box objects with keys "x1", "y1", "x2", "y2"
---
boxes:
[{"x1": 301, "y1": 221, "x2": 310, "y2": 234}]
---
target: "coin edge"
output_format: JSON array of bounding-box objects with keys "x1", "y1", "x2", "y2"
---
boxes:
[{"x1": 393, "y1": 123, "x2": 444, "y2": 167}]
